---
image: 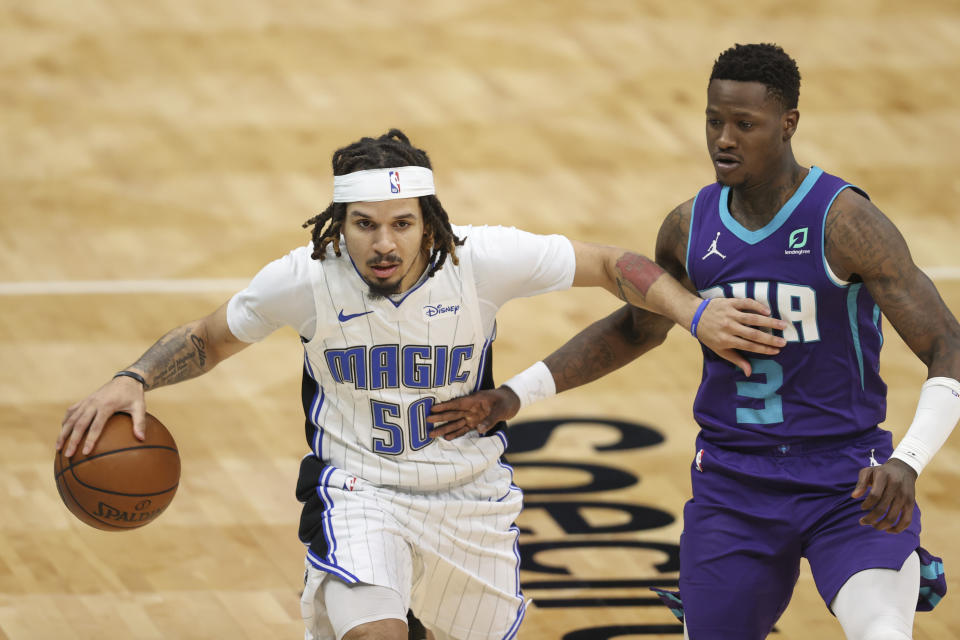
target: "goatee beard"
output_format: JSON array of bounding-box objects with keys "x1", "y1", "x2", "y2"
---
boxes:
[
  {"x1": 365, "y1": 254, "x2": 403, "y2": 300},
  {"x1": 366, "y1": 279, "x2": 402, "y2": 300}
]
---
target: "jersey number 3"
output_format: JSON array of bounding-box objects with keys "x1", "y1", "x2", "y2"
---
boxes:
[{"x1": 735, "y1": 358, "x2": 784, "y2": 425}]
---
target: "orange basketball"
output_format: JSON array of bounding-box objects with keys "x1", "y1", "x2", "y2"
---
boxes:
[{"x1": 54, "y1": 412, "x2": 180, "y2": 531}]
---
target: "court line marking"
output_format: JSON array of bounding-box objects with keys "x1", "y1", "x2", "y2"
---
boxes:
[
  {"x1": 0, "y1": 279, "x2": 251, "y2": 295},
  {"x1": 0, "y1": 268, "x2": 958, "y2": 295}
]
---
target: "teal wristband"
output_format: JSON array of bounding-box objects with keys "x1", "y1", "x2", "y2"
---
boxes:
[{"x1": 689, "y1": 298, "x2": 712, "y2": 339}]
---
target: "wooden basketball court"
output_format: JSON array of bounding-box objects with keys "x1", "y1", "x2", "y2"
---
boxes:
[{"x1": 3, "y1": 1, "x2": 959, "y2": 637}]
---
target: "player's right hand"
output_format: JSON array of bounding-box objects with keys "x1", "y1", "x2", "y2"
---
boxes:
[
  {"x1": 427, "y1": 386, "x2": 521, "y2": 440},
  {"x1": 852, "y1": 459, "x2": 918, "y2": 533},
  {"x1": 694, "y1": 297, "x2": 788, "y2": 377},
  {"x1": 57, "y1": 376, "x2": 147, "y2": 457}
]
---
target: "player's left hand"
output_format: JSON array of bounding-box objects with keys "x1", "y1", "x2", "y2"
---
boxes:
[
  {"x1": 851, "y1": 459, "x2": 918, "y2": 533},
  {"x1": 694, "y1": 297, "x2": 787, "y2": 377},
  {"x1": 427, "y1": 387, "x2": 520, "y2": 440}
]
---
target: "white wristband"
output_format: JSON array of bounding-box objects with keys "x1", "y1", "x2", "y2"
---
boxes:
[
  {"x1": 890, "y1": 377, "x2": 960, "y2": 476},
  {"x1": 502, "y1": 361, "x2": 556, "y2": 410}
]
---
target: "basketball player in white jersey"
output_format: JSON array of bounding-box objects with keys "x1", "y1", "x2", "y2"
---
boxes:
[{"x1": 57, "y1": 130, "x2": 786, "y2": 640}]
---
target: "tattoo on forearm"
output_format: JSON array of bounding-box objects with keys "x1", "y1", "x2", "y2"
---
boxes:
[
  {"x1": 545, "y1": 308, "x2": 674, "y2": 393},
  {"x1": 132, "y1": 325, "x2": 209, "y2": 389},
  {"x1": 191, "y1": 334, "x2": 207, "y2": 367},
  {"x1": 548, "y1": 336, "x2": 617, "y2": 393},
  {"x1": 615, "y1": 253, "x2": 665, "y2": 300}
]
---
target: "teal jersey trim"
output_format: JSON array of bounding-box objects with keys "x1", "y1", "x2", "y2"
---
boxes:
[
  {"x1": 921, "y1": 558, "x2": 945, "y2": 581},
  {"x1": 685, "y1": 190, "x2": 700, "y2": 279},
  {"x1": 847, "y1": 283, "x2": 865, "y2": 390},
  {"x1": 719, "y1": 166, "x2": 824, "y2": 245},
  {"x1": 821, "y1": 181, "x2": 857, "y2": 288},
  {"x1": 872, "y1": 304, "x2": 884, "y2": 347}
]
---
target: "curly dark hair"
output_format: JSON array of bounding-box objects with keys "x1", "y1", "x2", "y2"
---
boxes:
[
  {"x1": 302, "y1": 129, "x2": 463, "y2": 278},
  {"x1": 710, "y1": 43, "x2": 801, "y2": 110}
]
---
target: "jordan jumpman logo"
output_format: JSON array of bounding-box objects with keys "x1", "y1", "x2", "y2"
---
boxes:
[{"x1": 702, "y1": 232, "x2": 727, "y2": 260}]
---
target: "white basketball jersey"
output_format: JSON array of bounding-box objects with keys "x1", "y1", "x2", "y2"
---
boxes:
[
  {"x1": 304, "y1": 228, "x2": 501, "y2": 490},
  {"x1": 228, "y1": 224, "x2": 575, "y2": 490}
]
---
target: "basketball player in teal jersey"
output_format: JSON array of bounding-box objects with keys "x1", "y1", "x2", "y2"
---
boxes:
[
  {"x1": 56, "y1": 130, "x2": 783, "y2": 640},
  {"x1": 429, "y1": 45, "x2": 960, "y2": 639}
]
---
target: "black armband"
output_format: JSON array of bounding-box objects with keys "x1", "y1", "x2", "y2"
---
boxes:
[{"x1": 113, "y1": 370, "x2": 147, "y2": 387}]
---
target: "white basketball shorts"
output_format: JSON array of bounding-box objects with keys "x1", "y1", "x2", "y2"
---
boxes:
[{"x1": 300, "y1": 463, "x2": 527, "y2": 640}]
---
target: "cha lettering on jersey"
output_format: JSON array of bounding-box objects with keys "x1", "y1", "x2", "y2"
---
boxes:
[
  {"x1": 700, "y1": 280, "x2": 820, "y2": 343},
  {"x1": 324, "y1": 343, "x2": 475, "y2": 390},
  {"x1": 422, "y1": 302, "x2": 461, "y2": 322}
]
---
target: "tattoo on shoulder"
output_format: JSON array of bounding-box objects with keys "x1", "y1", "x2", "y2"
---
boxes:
[
  {"x1": 823, "y1": 203, "x2": 851, "y2": 278},
  {"x1": 656, "y1": 204, "x2": 691, "y2": 281},
  {"x1": 825, "y1": 195, "x2": 905, "y2": 282}
]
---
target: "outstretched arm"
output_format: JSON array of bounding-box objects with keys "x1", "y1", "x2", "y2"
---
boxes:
[
  {"x1": 569, "y1": 239, "x2": 785, "y2": 370},
  {"x1": 826, "y1": 190, "x2": 960, "y2": 532},
  {"x1": 545, "y1": 304, "x2": 674, "y2": 393},
  {"x1": 428, "y1": 305, "x2": 674, "y2": 439},
  {"x1": 58, "y1": 301, "x2": 250, "y2": 456},
  {"x1": 429, "y1": 202, "x2": 788, "y2": 439}
]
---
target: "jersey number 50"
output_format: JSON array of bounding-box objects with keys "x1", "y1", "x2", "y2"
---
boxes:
[{"x1": 370, "y1": 398, "x2": 435, "y2": 455}]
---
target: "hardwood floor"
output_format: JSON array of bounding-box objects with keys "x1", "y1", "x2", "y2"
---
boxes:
[{"x1": 2, "y1": 1, "x2": 959, "y2": 637}]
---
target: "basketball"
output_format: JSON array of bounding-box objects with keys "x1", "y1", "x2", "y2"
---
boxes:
[{"x1": 54, "y1": 412, "x2": 180, "y2": 531}]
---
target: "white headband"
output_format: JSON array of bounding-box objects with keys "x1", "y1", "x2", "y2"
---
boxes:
[{"x1": 332, "y1": 166, "x2": 435, "y2": 203}]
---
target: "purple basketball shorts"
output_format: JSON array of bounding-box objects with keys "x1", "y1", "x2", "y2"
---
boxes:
[{"x1": 678, "y1": 428, "x2": 922, "y2": 639}]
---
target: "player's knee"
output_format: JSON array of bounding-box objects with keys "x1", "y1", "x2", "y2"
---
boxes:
[
  {"x1": 850, "y1": 616, "x2": 912, "y2": 640},
  {"x1": 853, "y1": 630, "x2": 910, "y2": 640},
  {"x1": 342, "y1": 617, "x2": 408, "y2": 640}
]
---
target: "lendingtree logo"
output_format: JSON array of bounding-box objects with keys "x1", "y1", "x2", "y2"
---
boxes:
[
  {"x1": 785, "y1": 227, "x2": 811, "y2": 256},
  {"x1": 788, "y1": 227, "x2": 808, "y2": 249}
]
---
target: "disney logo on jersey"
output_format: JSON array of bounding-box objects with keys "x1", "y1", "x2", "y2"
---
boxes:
[
  {"x1": 389, "y1": 170, "x2": 401, "y2": 194},
  {"x1": 422, "y1": 302, "x2": 461, "y2": 321},
  {"x1": 785, "y1": 227, "x2": 811, "y2": 256}
]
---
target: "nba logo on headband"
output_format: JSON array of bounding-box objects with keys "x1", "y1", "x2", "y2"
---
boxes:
[{"x1": 332, "y1": 166, "x2": 434, "y2": 202}]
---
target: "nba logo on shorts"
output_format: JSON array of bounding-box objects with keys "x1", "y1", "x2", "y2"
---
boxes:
[
  {"x1": 695, "y1": 448, "x2": 704, "y2": 472},
  {"x1": 389, "y1": 170, "x2": 401, "y2": 194}
]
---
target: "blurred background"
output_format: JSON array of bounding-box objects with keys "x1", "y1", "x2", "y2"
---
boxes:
[{"x1": 2, "y1": 1, "x2": 959, "y2": 638}]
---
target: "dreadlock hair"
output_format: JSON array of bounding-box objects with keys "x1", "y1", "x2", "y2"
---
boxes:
[
  {"x1": 710, "y1": 43, "x2": 801, "y2": 111},
  {"x1": 302, "y1": 129, "x2": 464, "y2": 279}
]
